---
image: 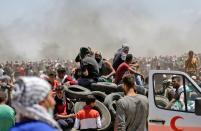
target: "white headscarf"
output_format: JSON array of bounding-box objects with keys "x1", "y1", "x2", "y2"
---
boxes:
[{"x1": 12, "y1": 77, "x2": 61, "y2": 130}]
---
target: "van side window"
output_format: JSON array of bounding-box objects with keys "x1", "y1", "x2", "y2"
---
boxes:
[
  {"x1": 153, "y1": 74, "x2": 187, "y2": 112},
  {"x1": 184, "y1": 78, "x2": 201, "y2": 112}
]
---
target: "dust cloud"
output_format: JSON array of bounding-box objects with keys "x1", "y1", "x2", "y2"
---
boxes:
[{"x1": 0, "y1": 0, "x2": 201, "y2": 61}]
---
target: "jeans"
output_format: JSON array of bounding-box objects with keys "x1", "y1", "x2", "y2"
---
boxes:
[
  {"x1": 57, "y1": 118, "x2": 74, "y2": 129},
  {"x1": 135, "y1": 74, "x2": 143, "y2": 86}
]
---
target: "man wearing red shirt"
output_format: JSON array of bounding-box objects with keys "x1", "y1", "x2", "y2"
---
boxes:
[
  {"x1": 54, "y1": 86, "x2": 75, "y2": 130},
  {"x1": 47, "y1": 71, "x2": 59, "y2": 91},
  {"x1": 115, "y1": 54, "x2": 143, "y2": 85},
  {"x1": 57, "y1": 67, "x2": 77, "y2": 85}
]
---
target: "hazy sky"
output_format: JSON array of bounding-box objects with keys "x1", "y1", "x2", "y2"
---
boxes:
[{"x1": 1, "y1": 0, "x2": 201, "y2": 60}]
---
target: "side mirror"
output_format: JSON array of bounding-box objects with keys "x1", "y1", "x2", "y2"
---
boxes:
[{"x1": 195, "y1": 98, "x2": 201, "y2": 116}]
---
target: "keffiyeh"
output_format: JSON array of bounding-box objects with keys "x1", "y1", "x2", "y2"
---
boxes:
[{"x1": 12, "y1": 77, "x2": 61, "y2": 130}]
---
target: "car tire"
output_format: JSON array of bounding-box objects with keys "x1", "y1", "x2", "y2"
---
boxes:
[
  {"x1": 90, "y1": 82, "x2": 118, "y2": 94},
  {"x1": 91, "y1": 91, "x2": 107, "y2": 103},
  {"x1": 155, "y1": 95, "x2": 169, "y2": 108},
  {"x1": 65, "y1": 85, "x2": 91, "y2": 99},
  {"x1": 104, "y1": 93, "x2": 123, "y2": 120}
]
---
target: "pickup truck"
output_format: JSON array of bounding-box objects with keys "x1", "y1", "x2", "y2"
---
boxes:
[{"x1": 149, "y1": 70, "x2": 201, "y2": 131}]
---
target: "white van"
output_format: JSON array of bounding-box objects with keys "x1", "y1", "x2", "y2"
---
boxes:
[{"x1": 148, "y1": 70, "x2": 201, "y2": 131}]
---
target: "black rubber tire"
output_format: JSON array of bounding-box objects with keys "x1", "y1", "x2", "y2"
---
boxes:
[
  {"x1": 116, "y1": 92, "x2": 124, "y2": 96},
  {"x1": 116, "y1": 84, "x2": 124, "y2": 92},
  {"x1": 74, "y1": 100, "x2": 111, "y2": 131},
  {"x1": 90, "y1": 82, "x2": 118, "y2": 94},
  {"x1": 155, "y1": 95, "x2": 169, "y2": 108},
  {"x1": 104, "y1": 93, "x2": 123, "y2": 120},
  {"x1": 65, "y1": 85, "x2": 91, "y2": 99},
  {"x1": 116, "y1": 84, "x2": 147, "y2": 96},
  {"x1": 91, "y1": 91, "x2": 107, "y2": 103}
]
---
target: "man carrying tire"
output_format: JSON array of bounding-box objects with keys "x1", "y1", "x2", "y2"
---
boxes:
[
  {"x1": 74, "y1": 95, "x2": 102, "y2": 131},
  {"x1": 115, "y1": 74, "x2": 148, "y2": 131}
]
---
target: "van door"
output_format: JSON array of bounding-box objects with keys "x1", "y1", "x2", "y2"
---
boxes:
[{"x1": 148, "y1": 70, "x2": 201, "y2": 131}]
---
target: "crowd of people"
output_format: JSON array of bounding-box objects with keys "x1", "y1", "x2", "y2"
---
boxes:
[{"x1": 0, "y1": 45, "x2": 200, "y2": 131}]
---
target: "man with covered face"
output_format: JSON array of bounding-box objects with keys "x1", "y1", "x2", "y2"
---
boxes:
[
  {"x1": 94, "y1": 51, "x2": 115, "y2": 80},
  {"x1": 113, "y1": 45, "x2": 129, "y2": 71}
]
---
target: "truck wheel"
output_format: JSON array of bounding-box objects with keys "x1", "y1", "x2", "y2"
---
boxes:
[
  {"x1": 65, "y1": 85, "x2": 91, "y2": 99},
  {"x1": 74, "y1": 100, "x2": 111, "y2": 131},
  {"x1": 155, "y1": 95, "x2": 169, "y2": 108}
]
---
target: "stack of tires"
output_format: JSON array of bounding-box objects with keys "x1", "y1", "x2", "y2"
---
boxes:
[
  {"x1": 90, "y1": 82, "x2": 121, "y2": 94},
  {"x1": 65, "y1": 82, "x2": 148, "y2": 131},
  {"x1": 65, "y1": 83, "x2": 125, "y2": 131}
]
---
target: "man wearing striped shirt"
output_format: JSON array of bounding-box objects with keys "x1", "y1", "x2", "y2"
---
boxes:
[{"x1": 74, "y1": 95, "x2": 102, "y2": 131}]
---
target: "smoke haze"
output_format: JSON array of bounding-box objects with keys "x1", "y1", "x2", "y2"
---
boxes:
[{"x1": 0, "y1": 0, "x2": 201, "y2": 61}]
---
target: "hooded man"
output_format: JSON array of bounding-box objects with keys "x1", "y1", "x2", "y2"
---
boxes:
[
  {"x1": 95, "y1": 51, "x2": 115, "y2": 79},
  {"x1": 113, "y1": 45, "x2": 129, "y2": 71}
]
